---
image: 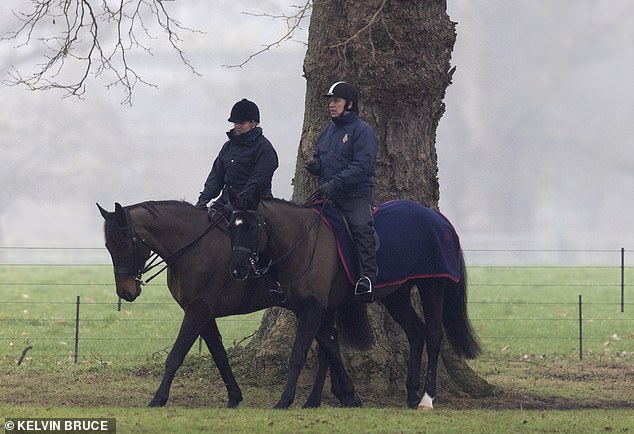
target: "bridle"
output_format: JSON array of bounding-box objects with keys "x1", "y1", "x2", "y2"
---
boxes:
[
  {"x1": 115, "y1": 207, "x2": 224, "y2": 286},
  {"x1": 229, "y1": 208, "x2": 270, "y2": 277},
  {"x1": 229, "y1": 199, "x2": 327, "y2": 285}
]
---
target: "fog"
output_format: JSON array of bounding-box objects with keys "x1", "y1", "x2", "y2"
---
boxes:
[{"x1": 1, "y1": 0, "x2": 631, "y2": 265}]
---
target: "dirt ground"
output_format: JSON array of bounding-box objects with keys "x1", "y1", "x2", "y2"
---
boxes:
[{"x1": 2, "y1": 355, "x2": 633, "y2": 410}]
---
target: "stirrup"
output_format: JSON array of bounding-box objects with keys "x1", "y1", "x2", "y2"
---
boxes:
[{"x1": 354, "y1": 276, "x2": 373, "y2": 296}]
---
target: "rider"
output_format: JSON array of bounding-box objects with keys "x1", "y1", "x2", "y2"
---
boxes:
[
  {"x1": 306, "y1": 81, "x2": 379, "y2": 302},
  {"x1": 195, "y1": 98, "x2": 278, "y2": 211},
  {"x1": 195, "y1": 98, "x2": 283, "y2": 301}
]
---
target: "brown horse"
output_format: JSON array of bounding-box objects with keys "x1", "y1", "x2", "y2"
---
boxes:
[
  {"x1": 229, "y1": 197, "x2": 481, "y2": 410},
  {"x1": 98, "y1": 200, "x2": 366, "y2": 408}
]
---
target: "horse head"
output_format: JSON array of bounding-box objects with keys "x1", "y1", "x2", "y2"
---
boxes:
[
  {"x1": 228, "y1": 206, "x2": 266, "y2": 280},
  {"x1": 98, "y1": 202, "x2": 152, "y2": 301}
]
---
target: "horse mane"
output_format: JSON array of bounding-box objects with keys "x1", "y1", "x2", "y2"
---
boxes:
[
  {"x1": 128, "y1": 200, "x2": 196, "y2": 219},
  {"x1": 262, "y1": 196, "x2": 321, "y2": 209}
]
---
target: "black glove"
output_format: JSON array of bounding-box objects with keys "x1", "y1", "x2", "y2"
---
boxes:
[
  {"x1": 306, "y1": 158, "x2": 321, "y2": 175},
  {"x1": 195, "y1": 199, "x2": 208, "y2": 209},
  {"x1": 318, "y1": 181, "x2": 336, "y2": 199}
]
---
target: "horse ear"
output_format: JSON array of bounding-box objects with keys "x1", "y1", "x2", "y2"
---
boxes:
[
  {"x1": 114, "y1": 202, "x2": 127, "y2": 227},
  {"x1": 96, "y1": 203, "x2": 110, "y2": 220}
]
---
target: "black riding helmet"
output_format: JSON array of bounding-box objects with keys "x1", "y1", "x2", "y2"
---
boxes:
[
  {"x1": 324, "y1": 81, "x2": 359, "y2": 113},
  {"x1": 228, "y1": 98, "x2": 260, "y2": 123}
]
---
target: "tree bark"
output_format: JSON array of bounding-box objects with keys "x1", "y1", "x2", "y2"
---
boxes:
[{"x1": 242, "y1": 0, "x2": 494, "y2": 403}]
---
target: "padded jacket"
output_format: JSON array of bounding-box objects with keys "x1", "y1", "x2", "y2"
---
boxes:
[
  {"x1": 198, "y1": 127, "x2": 278, "y2": 204},
  {"x1": 312, "y1": 111, "x2": 378, "y2": 200}
]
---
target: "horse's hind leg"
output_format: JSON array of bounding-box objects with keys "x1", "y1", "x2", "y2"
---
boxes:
[
  {"x1": 416, "y1": 279, "x2": 445, "y2": 411},
  {"x1": 274, "y1": 297, "x2": 324, "y2": 409},
  {"x1": 149, "y1": 301, "x2": 208, "y2": 407},
  {"x1": 382, "y1": 286, "x2": 426, "y2": 409},
  {"x1": 200, "y1": 318, "x2": 243, "y2": 408}
]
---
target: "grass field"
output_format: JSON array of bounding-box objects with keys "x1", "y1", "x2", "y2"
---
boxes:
[
  {"x1": 1, "y1": 264, "x2": 633, "y2": 433},
  {"x1": 1, "y1": 264, "x2": 631, "y2": 362}
]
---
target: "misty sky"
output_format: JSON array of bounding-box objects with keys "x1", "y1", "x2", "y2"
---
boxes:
[{"x1": 1, "y1": 0, "x2": 632, "y2": 264}]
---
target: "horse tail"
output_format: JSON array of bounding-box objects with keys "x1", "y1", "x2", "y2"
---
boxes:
[
  {"x1": 336, "y1": 303, "x2": 375, "y2": 351},
  {"x1": 442, "y1": 251, "x2": 482, "y2": 359}
]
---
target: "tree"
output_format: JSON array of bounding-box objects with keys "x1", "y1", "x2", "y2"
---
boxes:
[
  {"x1": 4, "y1": 0, "x2": 493, "y2": 404},
  {"x1": 244, "y1": 0, "x2": 494, "y2": 404}
]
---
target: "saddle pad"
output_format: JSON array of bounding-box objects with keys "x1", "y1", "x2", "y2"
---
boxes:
[{"x1": 314, "y1": 199, "x2": 462, "y2": 288}]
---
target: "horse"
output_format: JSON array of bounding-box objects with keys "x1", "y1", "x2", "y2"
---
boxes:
[
  {"x1": 97, "y1": 200, "x2": 367, "y2": 408},
  {"x1": 229, "y1": 197, "x2": 481, "y2": 410}
]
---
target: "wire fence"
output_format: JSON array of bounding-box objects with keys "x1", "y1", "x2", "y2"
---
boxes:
[{"x1": 0, "y1": 246, "x2": 632, "y2": 363}]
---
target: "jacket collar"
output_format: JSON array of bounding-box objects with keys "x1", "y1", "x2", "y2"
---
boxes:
[
  {"x1": 332, "y1": 111, "x2": 358, "y2": 126},
  {"x1": 227, "y1": 126, "x2": 262, "y2": 143}
]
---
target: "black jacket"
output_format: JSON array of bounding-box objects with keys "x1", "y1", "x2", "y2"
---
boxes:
[{"x1": 198, "y1": 127, "x2": 278, "y2": 204}]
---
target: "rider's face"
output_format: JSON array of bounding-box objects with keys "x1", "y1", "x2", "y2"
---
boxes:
[
  {"x1": 328, "y1": 97, "x2": 349, "y2": 118},
  {"x1": 233, "y1": 120, "x2": 257, "y2": 135}
]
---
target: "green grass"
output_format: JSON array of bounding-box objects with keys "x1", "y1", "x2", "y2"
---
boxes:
[
  {"x1": 467, "y1": 266, "x2": 633, "y2": 357},
  {"x1": 1, "y1": 265, "x2": 632, "y2": 365},
  {"x1": 1, "y1": 262, "x2": 633, "y2": 433},
  {"x1": 1, "y1": 406, "x2": 632, "y2": 434},
  {"x1": 0, "y1": 266, "x2": 263, "y2": 364}
]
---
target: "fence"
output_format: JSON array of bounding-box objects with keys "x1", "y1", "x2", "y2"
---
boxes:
[{"x1": 0, "y1": 247, "x2": 632, "y2": 364}]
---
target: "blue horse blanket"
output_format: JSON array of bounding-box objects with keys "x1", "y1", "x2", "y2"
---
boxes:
[{"x1": 313, "y1": 199, "x2": 462, "y2": 288}]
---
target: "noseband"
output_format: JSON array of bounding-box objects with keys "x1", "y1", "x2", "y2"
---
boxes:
[
  {"x1": 114, "y1": 212, "x2": 161, "y2": 285},
  {"x1": 230, "y1": 209, "x2": 270, "y2": 276}
]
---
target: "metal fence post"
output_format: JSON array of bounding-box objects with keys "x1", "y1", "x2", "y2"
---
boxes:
[
  {"x1": 74, "y1": 295, "x2": 80, "y2": 364},
  {"x1": 621, "y1": 248, "x2": 625, "y2": 313},
  {"x1": 578, "y1": 294, "x2": 583, "y2": 361}
]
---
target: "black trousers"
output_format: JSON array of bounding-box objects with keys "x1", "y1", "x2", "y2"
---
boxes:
[{"x1": 333, "y1": 195, "x2": 378, "y2": 282}]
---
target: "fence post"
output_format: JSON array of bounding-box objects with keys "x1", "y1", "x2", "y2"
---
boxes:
[
  {"x1": 621, "y1": 248, "x2": 625, "y2": 313},
  {"x1": 74, "y1": 295, "x2": 80, "y2": 364},
  {"x1": 578, "y1": 294, "x2": 583, "y2": 361}
]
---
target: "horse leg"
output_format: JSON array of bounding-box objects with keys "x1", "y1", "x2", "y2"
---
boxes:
[
  {"x1": 303, "y1": 342, "x2": 329, "y2": 408},
  {"x1": 199, "y1": 318, "x2": 243, "y2": 408},
  {"x1": 304, "y1": 316, "x2": 361, "y2": 408},
  {"x1": 149, "y1": 302, "x2": 206, "y2": 407},
  {"x1": 382, "y1": 287, "x2": 426, "y2": 409},
  {"x1": 274, "y1": 298, "x2": 324, "y2": 409},
  {"x1": 416, "y1": 280, "x2": 445, "y2": 411}
]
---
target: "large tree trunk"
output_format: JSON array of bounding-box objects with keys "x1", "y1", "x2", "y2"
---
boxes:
[{"x1": 242, "y1": 0, "x2": 494, "y2": 403}]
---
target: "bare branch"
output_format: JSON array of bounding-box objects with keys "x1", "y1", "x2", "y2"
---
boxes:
[
  {"x1": 223, "y1": 0, "x2": 311, "y2": 68},
  {"x1": 2, "y1": 0, "x2": 202, "y2": 104}
]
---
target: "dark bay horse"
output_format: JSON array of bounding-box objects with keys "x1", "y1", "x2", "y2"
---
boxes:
[
  {"x1": 229, "y1": 198, "x2": 481, "y2": 410},
  {"x1": 98, "y1": 200, "x2": 365, "y2": 408}
]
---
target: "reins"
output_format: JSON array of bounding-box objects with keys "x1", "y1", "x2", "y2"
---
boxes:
[
  {"x1": 127, "y1": 208, "x2": 227, "y2": 285},
  {"x1": 254, "y1": 194, "x2": 327, "y2": 287}
]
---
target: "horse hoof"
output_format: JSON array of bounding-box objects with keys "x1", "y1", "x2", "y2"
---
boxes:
[
  {"x1": 273, "y1": 401, "x2": 290, "y2": 410},
  {"x1": 148, "y1": 399, "x2": 166, "y2": 408},
  {"x1": 417, "y1": 393, "x2": 434, "y2": 411},
  {"x1": 302, "y1": 399, "x2": 321, "y2": 409},
  {"x1": 342, "y1": 393, "x2": 362, "y2": 408}
]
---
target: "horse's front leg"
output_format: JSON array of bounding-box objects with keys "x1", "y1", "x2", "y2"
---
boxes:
[
  {"x1": 303, "y1": 342, "x2": 329, "y2": 408},
  {"x1": 274, "y1": 298, "x2": 324, "y2": 409},
  {"x1": 307, "y1": 316, "x2": 361, "y2": 408},
  {"x1": 149, "y1": 301, "x2": 206, "y2": 407},
  {"x1": 200, "y1": 318, "x2": 243, "y2": 408}
]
